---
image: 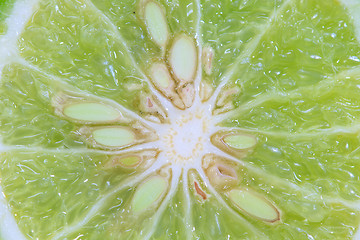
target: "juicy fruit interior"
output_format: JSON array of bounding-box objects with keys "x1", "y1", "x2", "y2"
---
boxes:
[{"x1": 1, "y1": 0, "x2": 360, "y2": 239}]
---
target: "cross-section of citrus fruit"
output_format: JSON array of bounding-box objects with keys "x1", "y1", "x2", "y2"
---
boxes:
[{"x1": 1, "y1": 0, "x2": 360, "y2": 239}]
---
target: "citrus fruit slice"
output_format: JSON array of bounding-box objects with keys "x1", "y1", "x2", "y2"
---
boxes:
[{"x1": 1, "y1": 0, "x2": 360, "y2": 239}]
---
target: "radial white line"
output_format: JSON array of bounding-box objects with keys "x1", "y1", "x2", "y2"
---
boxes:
[
  {"x1": 0, "y1": 143, "x2": 161, "y2": 156},
  {"x1": 206, "y1": 140, "x2": 360, "y2": 213},
  {"x1": 17, "y1": 59, "x2": 165, "y2": 130},
  {"x1": 51, "y1": 160, "x2": 168, "y2": 240},
  {"x1": 196, "y1": 167, "x2": 269, "y2": 240},
  {"x1": 212, "y1": 64, "x2": 360, "y2": 122},
  {"x1": 142, "y1": 167, "x2": 181, "y2": 240},
  {"x1": 0, "y1": 0, "x2": 39, "y2": 74},
  {"x1": 355, "y1": 229, "x2": 360, "y2": 240},
  {"x1": 208, "y1": 0, "x2": 293, "y2": 107},
  {"x1": 192, "y1": 0, "x2": 203, "y2": 107},
  {"x1": 205, "y1": 142, "x2": 306, "y2": 191},
  {"x1": 212, "y1": 90, "x2": 286, "y2": 123},
  {"x1": 182, "y1": 169, "x2": 194, "y2": 240},
  {"x1": 214, "y1": 122, "x2": 360, "y2": 139},
  {"x1": 84, "y1": 0, "x2": 175, "y2": 117},
  {"x1": 0, "y1": 186, "x2": 27, "y2": 240},
  {"x1": 0, "y1": 0, "x2": 40, "y2": 239}
]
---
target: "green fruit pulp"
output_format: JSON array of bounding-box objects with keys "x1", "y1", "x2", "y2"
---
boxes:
[{"x1": 1, "y1": 0, "x2": 360, "y2": 239}]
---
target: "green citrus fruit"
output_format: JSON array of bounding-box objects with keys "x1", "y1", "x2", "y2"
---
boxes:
[{"x1": 1, "y1": 0, "x2": 360, "y2": 239}]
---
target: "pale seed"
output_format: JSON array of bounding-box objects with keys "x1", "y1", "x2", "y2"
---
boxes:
[
  {"x1": 202, "y1": 46, "x2": 214, "y2": 75},
  {"x1": 131, "y1": 176, "x2": 168, "y2": 213},
  {"x1": 177, "y1": 83, "x2": 195, "y2": 108},
  {"x1": 227, "y1": 188, "x2": 280, "y2": 223},
  {"x1": 169, "y1": 34, "x2": 197, "y2": 84},
  {"x1": 143, "y1": 1, "x2": 169, "y2": 48},
  {"x1": 63, "y1": 102, "x2": 120, "y2": 123},
  {"x1": 116, "y1": 156, "x2": 140, "y2": 167},
  {"x1": 92, "y1": 127, "x2": 135, "y2": 147},
  {"x1": 223, "y1": 134, "x2": 257, "y2": 150},
  {"x1": 150, "y1": 62, "x2": 172, "y2": 89},
  {"x1": 149, "y1": 62, "x2": 185, "y2": 109}
]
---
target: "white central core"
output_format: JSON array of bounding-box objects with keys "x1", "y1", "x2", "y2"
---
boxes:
[{"x1": 162, "y1": 109, "x2": 209, "y2": 164}]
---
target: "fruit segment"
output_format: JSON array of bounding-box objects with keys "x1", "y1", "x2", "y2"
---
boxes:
[
  {"x1": 92, "y1": 127, "x2": 135, "y2": 147},
  {"x1": 142, "y1": 1, "x2": 169, "y2": 48},
  {"x1": 211, "y1": 130, "x2": 257, "y2": 158},
  {"x1": 131, "y1": 175, "x2": 168, "y2": 213},
  {"x1": 227, "y1": 188, "x2": 280, "y2": 223},
  {"x1": 2, "y1": 0, "x2": 360, "y2": 239}
]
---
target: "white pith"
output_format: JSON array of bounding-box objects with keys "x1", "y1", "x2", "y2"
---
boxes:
[
  {"x1": 159, "y1": 109, "x2": 210, "y2": 166},
  {"x1": 0, "y1": 0, "x2": 359, "y2": 240}
]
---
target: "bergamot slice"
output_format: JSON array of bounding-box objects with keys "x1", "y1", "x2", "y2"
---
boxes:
[{"x1": 1, "y1": 0, "x2": 360, "y2": 239}]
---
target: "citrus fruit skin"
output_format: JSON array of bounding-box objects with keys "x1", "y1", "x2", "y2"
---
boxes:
[{"x1": 1, "y1": 0, "x2": 360, "y2": 240}]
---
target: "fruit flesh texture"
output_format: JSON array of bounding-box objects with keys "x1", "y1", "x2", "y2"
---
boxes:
[{"x1": 1, "y1": 0, "x2": 360, "y2": 240}]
